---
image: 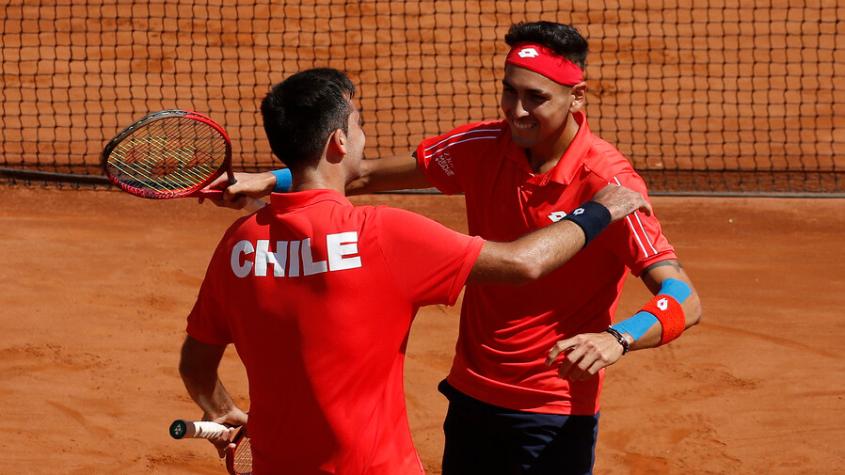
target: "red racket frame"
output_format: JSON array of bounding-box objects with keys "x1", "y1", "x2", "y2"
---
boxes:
[{"x1": 102, "y1": 109, "x2": 234, "y2": 200}]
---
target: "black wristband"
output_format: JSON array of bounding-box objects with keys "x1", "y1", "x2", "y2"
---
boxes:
[
  {"x1": 605, "y1": 327, "x2": 630, "y2": 355},
  {"x1": 562, "y1": 201, "x2": 612, "y2": 246}
]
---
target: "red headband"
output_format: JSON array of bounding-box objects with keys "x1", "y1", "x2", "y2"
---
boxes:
[{"x1": 505, "y1": 43, "x2": 584, "y2": 86}]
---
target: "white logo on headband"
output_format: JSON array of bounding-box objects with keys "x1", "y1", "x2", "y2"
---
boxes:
[{"x1": 518, "y1": 47, "x2": 539, "y2": 58}]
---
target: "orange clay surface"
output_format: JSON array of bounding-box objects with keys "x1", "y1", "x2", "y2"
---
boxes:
[{"x1": 1, "y1": 187, "x2": 844, "y2": 474}]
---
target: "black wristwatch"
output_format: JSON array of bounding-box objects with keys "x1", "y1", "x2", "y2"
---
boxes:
[{"x1": 605, "y1": 327, "x2": 630, "y2": 355}]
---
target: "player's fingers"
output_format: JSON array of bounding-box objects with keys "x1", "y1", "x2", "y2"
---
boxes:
[
  {"x1": 205, "y1": 173, "x2": 230, "y2": 191},
  {"x1": 557, "y1": 358, "x2": 577, "y2": 380},
  {"x1": 223, "y1": 441, "x2": 236, "y2": 457},
  {"x1": 568, "y1": 360, "x2": 603, "y2": 382},
  {"x1": 210, "y1": 190, "x2": 246, "y2": 210},
  {"x1": 557, "y1": 344, "x2": 589, "y2": 380},
  {"x1": 211, "y1": 438, "x2": 229, "y2": 458},
  {"x1": 586, "y1": 359, "x2": 606, "y2": 377},
  {"x1": 225, "y1": 180, "x2": 247, "y2": 197},
  {"x1": 546, "y1": 338, "x2": 576, "y2": 366},
  {"x1": 222, "y1": 188, "x2": 243, "y2": 203},
  {"x1": 226, "y1": 174, "x2": 269, "y2": 198},
  {"x1": 569, "y1": 351, "x2": 602, "y2": 381}
]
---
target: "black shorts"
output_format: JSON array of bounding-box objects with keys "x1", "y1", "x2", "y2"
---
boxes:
[{"x1": 439, "y1": 379, "x2": 599, "y2": 475}]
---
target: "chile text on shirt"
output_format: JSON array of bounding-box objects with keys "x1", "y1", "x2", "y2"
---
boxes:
[{"x1": 230, "y1": 232, "x2": 362, "y2": 278}]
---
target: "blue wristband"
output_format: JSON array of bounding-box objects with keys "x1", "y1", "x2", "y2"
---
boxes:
[
  {"x1": 611, "y1": 278, "x2": 691, "y2": 341},
  {"x1": 611, "y1": 311, "x2": 659, "y2": 341},
  {"x1": 659, "y1": 278, "x2": 691, "y2": 303},
  {"x1": 271, "y1": 168, "x2": 292, "y2": 193}
]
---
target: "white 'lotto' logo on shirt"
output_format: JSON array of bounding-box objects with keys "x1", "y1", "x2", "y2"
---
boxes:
[
  {"x1": 230, "y1": 232, "x2": 362, "y2": 278},
  {"x1": 434, "y1": 151, "x2": 455, "y2": 177},
  {"x1": 518, "y1": 47, "x2": 539, "y2": 58},
  {"x1": 548, "y1": 211, "x2": 567, "y2": 223}
]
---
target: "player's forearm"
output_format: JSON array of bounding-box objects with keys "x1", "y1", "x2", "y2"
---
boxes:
[
  {"x1": 178, "y1": 336, "x2": 236, "y2": 419},
  {"x1": 508, "y1": 219, "x2": 587, "y2": 280},
  {"x1": 182, "y1": 376, "x2": 239, "y2": 420},
  {"x1": 469, "y1": 219, "x2": 587, "y2": 283},
  {"x1": 346, "y1": 155, "x2": 430, "y2": 195},
  {"x1": 470, "y1": 186, "x2": 652, "y2": 283},
  {"x1": 625, "y1": 292, "x2": 701, "y2": 351},
  {"x1": 612, "y1": 264, "x2": 702, "y2": 352}
]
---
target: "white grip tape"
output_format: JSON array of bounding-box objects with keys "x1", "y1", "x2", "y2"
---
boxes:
[
  {"x1": 170, "y1": 419, "x2": 232, "y2": 440},
  {"x1": 190, "y1": 421, "x2": 229, "y2": 439}
]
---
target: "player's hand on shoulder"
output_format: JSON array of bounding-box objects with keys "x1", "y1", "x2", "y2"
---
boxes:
[
  {"x1": 593, "y1": 184, "x2": 652, "y2": 221},
  {"x1": 545, "y1": 331, "x2": 625, "y2": 381},
  {"x1": 203, "y1": 407, "x2": 249, "y2": 458},
  {"x1": 200, "y1": 171, "x2": 276, "y2": 209}
]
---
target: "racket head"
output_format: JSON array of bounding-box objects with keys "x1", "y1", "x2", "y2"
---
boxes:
[
  {"x1": 102, "y1": 109, "x2": 232, "y2": 199},
  {"x1": 226, "y1": 427, "x2": 252, "y2": 475}
]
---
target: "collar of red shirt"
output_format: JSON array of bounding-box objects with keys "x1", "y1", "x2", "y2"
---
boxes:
[
  {"x1": 508, "y1": 111, "x2": 592, "y2": 187},
  {"x1": 270, "y1": 188, "x2": 351, "y2": 213}
]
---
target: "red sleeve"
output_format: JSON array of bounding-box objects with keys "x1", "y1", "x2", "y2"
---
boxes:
[
  {"x1": 186, "y1": 236, "x2": 233, "y2": 345},
  {"x1": 602, "y1": 172, "x2": 677, "y2": 276},
  {"x1": 415, "y1": 121, "x2": 502, "y2": 195},
  {"x1": 375, "y1": 207, "x2": 484, "y2": 307}
]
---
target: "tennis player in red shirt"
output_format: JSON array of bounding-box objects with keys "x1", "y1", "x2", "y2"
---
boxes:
[
  {"x1": 214, "y1": 21, "x2": 703, "y2": 475},
  {"x1": 181, "y1": 67, "x2": 650, "y2": 474}
]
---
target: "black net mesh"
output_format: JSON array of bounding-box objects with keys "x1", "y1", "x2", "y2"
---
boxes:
[{"x1": 1, "y1": 1, "x2": 843, "y2": 193}]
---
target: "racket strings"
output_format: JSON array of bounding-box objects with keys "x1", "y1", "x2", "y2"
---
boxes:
[
  {"x1": 232, "y1": 437, "x2": 253, "y2": 475},
  {"x1": 112, "y1": 121, "x2": 219, "y2": 187},
  {"x1": 109, "y1": 146, "x2": 217, "y2": 191},
  {"x1": 107, "y1": 116, "x2": 226, "y2": 194}
]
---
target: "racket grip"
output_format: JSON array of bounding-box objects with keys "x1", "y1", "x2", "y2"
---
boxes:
[{"x1": 169, "y1": 419, "x2": 229, "y2": 440}]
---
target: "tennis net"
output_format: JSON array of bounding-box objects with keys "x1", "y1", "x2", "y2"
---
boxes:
[{"x1": 1, "y1": 1, "x2": 842, "y2": 194}]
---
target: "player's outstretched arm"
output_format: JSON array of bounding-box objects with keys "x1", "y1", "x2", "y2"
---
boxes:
[
  {"x1": 347, "y1": 155, "x2": 431, "y2": 195},
  {"x1": 179, "y1": 336, "x2": 248, "y2": 457},
  {"x1": 202, "y1": 155, "x2": 430, "y2": 208},
  {"x1": 468, "y1": 184, "x2": 651, "y2": 283},
  {"x1": 546, "y1": 260, "x2": 702, "y2": 381},
  {"x1": 201, "y1": 171, "x2": 277, "y2": 209}
]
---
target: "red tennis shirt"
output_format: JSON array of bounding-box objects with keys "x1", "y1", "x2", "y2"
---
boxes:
[
  {"x1": 416, "y1": 112, "x2": 677, "y2": 415},
  {"x1": 187, "y1": 189, "x2": 483, "y2": 474}
]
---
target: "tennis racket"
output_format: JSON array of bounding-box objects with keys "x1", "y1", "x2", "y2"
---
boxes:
[
  {"x1": 102, "y1": 109, "x2": 265, "y2": 212},
  {"x1": 170, "y1": 419, "x2": 252, "y2": 475}
]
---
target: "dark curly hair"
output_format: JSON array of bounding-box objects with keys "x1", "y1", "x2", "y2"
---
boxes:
[{"x1": 504, "y1": 21, "x2": 588, "y2": 69}]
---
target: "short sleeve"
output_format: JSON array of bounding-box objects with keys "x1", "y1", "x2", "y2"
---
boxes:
[
  {"x1": 415, "y1": 121, "x2": 502, "y2": 195},
  {"x1": 602, "y1": 172, "x2": 677, "y2": 276},
  {"x1": 375, "y1": 207, "x2": 484, "y2": 307},
  {"x1": 186, "y1": 237, "x2": 233, "y2": 345}
]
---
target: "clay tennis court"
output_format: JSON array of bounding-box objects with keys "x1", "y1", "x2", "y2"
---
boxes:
[{"x1": 2, "y1": 188, "x2": 843, "y2": 473}]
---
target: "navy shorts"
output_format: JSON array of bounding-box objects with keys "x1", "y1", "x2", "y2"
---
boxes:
[{"x1": 439, "y1": 380, "x2": 599, "y2": 475}]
